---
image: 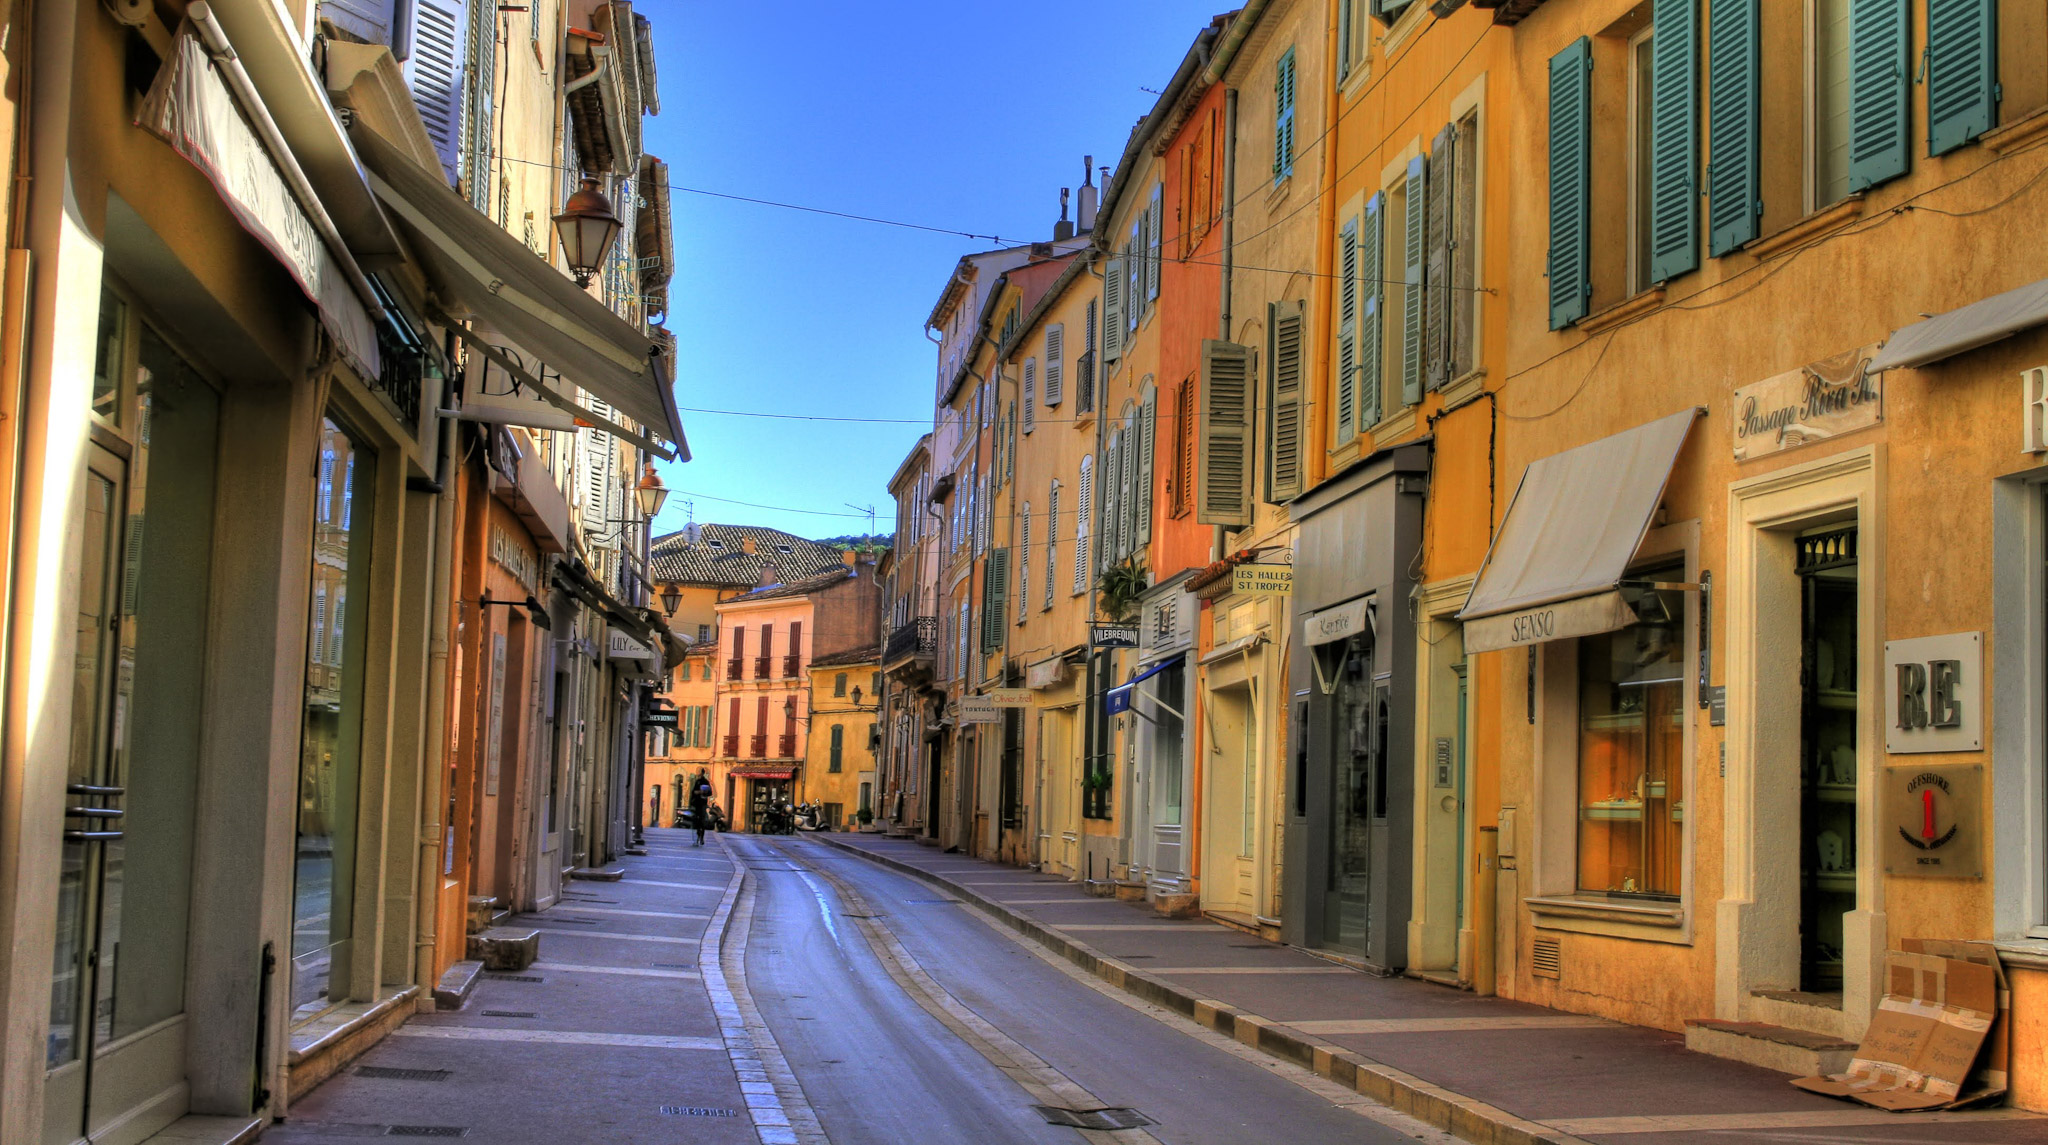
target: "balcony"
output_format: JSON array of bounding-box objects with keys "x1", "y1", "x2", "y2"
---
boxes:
[
  {"x1": 782, "y1": 655, "x2": 802, "y2": 678},
  {"x1": 777, "y1": 733, "x2": 798, "y2": 758},
  {"x1": 749, "y1": 734, "x2": 768, "y2": 758},
  {"x1": 726, "y1": 658, "x2": 742, "y2": 680},
  {"x1": 722, "y1": 734, "x2": 740, "y2": 758},
  {"x1": 884, "y1": 616, "x2": 937, "y2": 666},
  {"x1": 753, "y1": 655, "x2": 771, "y2": 679}
]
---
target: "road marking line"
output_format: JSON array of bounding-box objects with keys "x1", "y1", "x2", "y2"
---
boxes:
[
  {"x1": 980, "y1": 898, "x2": 1130, "y2": 905},
  {"x1": 1287, "y1": 1016, "x2": 1615, "y2": 1033},
  {"x1": 529, "y1": 961, "x2": 700, "y2": 980},
  {"x1": 711, "y1": 838, "x2": 829, "y2": 1145},
  {"x1": 393, "y1": 1026, "x2": 722, "y2": 1051}
]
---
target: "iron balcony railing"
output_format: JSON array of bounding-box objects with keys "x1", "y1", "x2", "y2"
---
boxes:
[
  {"x1": 753, "y1": 655, "x2": 772, "y2": 679},
  {"x1": 722, "y1": 735, "x2": 740, "y2": 758},
  {"x1": 885, "y1": 616, "x2": 937, "y2": 663},
  {"x1": 726, "y1": 658, "x2": 743, "y2": 680},
  {"x1": 776, "y1": 733, "x2": 798, "y2": 758},
  {"x1": 782, "y1": 655, "x2": 802, "y2": 678},
  {"x1": 749, "y1": 734, "x2": 768, "y2": 758}
]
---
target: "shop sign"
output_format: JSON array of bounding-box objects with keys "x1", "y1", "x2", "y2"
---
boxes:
[
  {"x1": 1732, "y1": 343, "x2": 1884, "y2": 461},
  {"x1": 1026, "y1": 657, "x2": 1069, "y2": 689},
  {"x1": 1302, "y1": 596, "x2": 1371, "y2": 646},
  {"x1": 1884, "y1": 632, "x2": 1982, "y2": 754},
  {"x1": 986, "y1": 688, "x2": 1033, "y2": 708},
  {"x1": 2023, "y1": 365, "x2": 2048, "y2": 453},
  {"x1": 642, "y1": 706, "x2": 680, "y2": 730},
  {"x1": 484, "y1": 633, "x2": 506, "y2": 796},
  {"x1": 491, "y1": 524, "x2": 540, "y2": 595},
  {"x1": 1881, "y1": 764, "x2": 1983, "y2": 878},
  {"x1": 1462, "y1": 590, "x2": 1635, "y2": 656},
  {"x1": 607, "y1": 628, "x2": 655, "y2": 662},
  {"x1": 1232, "y1": 564, "x2": 1294, "y2": 596},
  {"x1": 958, "y1": 695, "x2": 1002, "y2": 724},
  {"x1": 1090, "y1": 623, "x2": 1140, "y2": 649}
]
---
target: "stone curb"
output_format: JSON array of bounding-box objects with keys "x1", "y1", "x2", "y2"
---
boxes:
[{"x1": 814, "y1": 835, "x2": 1587, "y2": 1145}]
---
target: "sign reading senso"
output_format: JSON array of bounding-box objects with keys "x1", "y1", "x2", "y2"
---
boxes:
[{"x1": 1732, "y1": 343, "x2": 1884, "y2": 461}]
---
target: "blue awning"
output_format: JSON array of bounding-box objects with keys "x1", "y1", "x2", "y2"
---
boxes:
[{"x1": 1106, "y1": 654, "x2": 1183, "y2": 716}]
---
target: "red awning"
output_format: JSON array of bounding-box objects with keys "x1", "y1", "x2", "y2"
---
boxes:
[{"x1": 732, "y1": 769, "x2": 794, "y2": 781}]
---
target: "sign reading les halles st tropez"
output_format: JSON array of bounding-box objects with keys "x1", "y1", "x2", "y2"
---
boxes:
[{"x1": 1732, "y1": 343, "x2": 1884, "y2": 461}]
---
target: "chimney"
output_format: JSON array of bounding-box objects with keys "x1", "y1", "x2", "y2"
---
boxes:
[
  {"x1": 842, "y1": 548, "x2": 859, "y2": 568},
  {"x1": 758, "y1": 561, "x2": 779, "y2": 587},
  {"x1": 1053, "y1": 187, "x2": 1074, "y2": 242},
  {"x1": 1076, "y1": 156, "x2": 1098, "y2": 233},
  {"x1": 740, "y1": 534, "x2": 757, "y2": 555}
]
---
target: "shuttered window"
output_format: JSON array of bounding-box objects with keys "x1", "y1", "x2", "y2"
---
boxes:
[
  {"x1": 1044, "y1": 325, "x2": 1064, "y2": 406},
  {"x1": 1173, "y1": 378, "x2": 1196, "y2": 516},
  {"x1": 463, "y1": 0, "x2": 496, "y2": 211},
  {"x1": 1126, "y1": 231, "x2": 1145, "y2": 334},
  {"x1": 982, "y1": 548, "x2": 1008, "y2": 651},
  {"x1": 1103, "y1": 257, "x2": 1124, "y2": 363},
  {"x1": 1022, "y1": 360, "x2": 1037, "y2": 432},
  {"x1": 1335, "y1": 215, "x2": 1359, "y2": 443},
  {"x1": 1649, "y1": 0, "x2": 1700, "y2": 283},
  {"x1": 1847, "y1": 0, "x2": 1909, "y2": 189},
  {"x1": 1045, "y1": 481, "x2": 1059, "y2": 609},
  {"x1": 1074, "y1": 455, "x2": 1093, "y2": 594},
  {"x1": 1547, "y1": 37, "x2": 1593, "y2": 327},
  {"x1": 406, "y1": 0, "x2": 468, "y2": 180},
  {"x1": 1081, "y1": 300, "x2": 1099, "y2": 411},
  {"x1": 830, "y1": 726, "x2": 844, "y2": 771},
  {"x1": 1102, "y1": 431, "x2": 1122, "y2": 563},
  {"x1": 1274, "y1": 49, "x2": 1298, "y2": 182},
  {"x1": 1359, "y1": 192, "x2": 1385, "y2": 429},
  {"x1": 1136, "y1": 387, "x2": 1156, "y2": 545},
  {"x1": 1196, "y1": 339, "x2": 1253, "y2": 526},
  {"x1": 1451, "y1": 110, "x2": 1479, "y2": 376},
  {"x1": 1706, "y1": 1, "x2": 1760, "y2": 255},
  {"x1": 1425, "y1": 125, "x2": 1454, "y2": 389},
  {"x1": 1017, "y1": 504, "x2": 1032, "y2": 624},
  {"x1": 1925, "y1": 0, "x2": 1996, "y2": 156},
  {"x1": 1267, "y1": 300, "x2": 1305, "y2": 503},
  {"x1": 1120, "y1": 417, "x2": 1139, "y2": 557},
  {"x1": 1146, "y1": 185, "x2": 1164, "y2": 302},
  {"x1": 1401, "y1": 153, "x2": 1427, "y2": 403}
]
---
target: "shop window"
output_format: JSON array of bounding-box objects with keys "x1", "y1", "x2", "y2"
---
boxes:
[{"x1": 1575, "y1": 567, "x2": 1687, "y2": 900}]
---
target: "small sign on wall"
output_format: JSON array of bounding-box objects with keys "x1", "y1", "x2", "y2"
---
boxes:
[
  {"x1": 1883, "y1": 632, "x2": 1982, "y2": 754},
  {"x1": 1881, "y1": 764, "x2": 1983, "y2": 878}
]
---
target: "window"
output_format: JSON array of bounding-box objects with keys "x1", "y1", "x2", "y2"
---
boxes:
[
  {"x1": 1045, "y1": 481, "x2": 1060, "y2": 610},
  {"x1": 1372, "y1": 0, "x2": 1415, "y2": 25},
  {"x1": 829, "y1": 725, "x2": 844, "y2": 772},
  {"x1": 1074, "y1": 455, "x2": 1093, "y2": 594},
  {"x1": 1044, "y1": 325, "x2": 1064, "y2": 406},
  {"x1": 1078, "y1": 299, "x2": 1098, "y2": 413},
  {"x1": 1394, "y1": 164, "x2": 1426, "y2": 401},
  {"x1": 1274, "y1": 48, "x2": 1297, "y2": 182},
  {"x1": 1171, "y1": 377, "x2": 1195, "y2": 517},
  {"x1": 676, "y1": 661, "x2": 690, "y2": 683},
  {"x1": 1195, "y1": 340, "x2": 1253, "y2": 526},
  {"x1": 1338, "y1": 0, "x2": 1368, "y2": 84},
  {"x1": 1626, "y1": 27, "x2": 1658, "y2": 293},
  {"x1": 1023, "y1": 360, "x2": 1037, "y2": 432},
  {"x1": 834, "y1": 672, "x2": 847, "y2": 697},
  {"x1": 1266, "y1": 300, "x2": 1305, "y2": 502},
  {"x1": 1548, "y1": 37, "x2": 1594, "y2": 326},
  {"x1": 1812, "y1": 0, "x2": 1853, "y2": 208},
  {"x1": 1576, "y1": 571, "x2": 1687, "y2": 900},
  {"x1": 1017, "y1": 505, "x2": 1032, "y2": 624}
]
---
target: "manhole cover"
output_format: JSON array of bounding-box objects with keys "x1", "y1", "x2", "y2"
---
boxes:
[
  {"x1": 1033, "y1": 1106, "x2": 1154, "y2": 1130},
  {"x1": 481, "y1": 1010, "x2": 536, "y2": 1018},
  {"x1": 483, "y1": 974, "x2": 543, "y2": 983},
  {"x1": 355, "y1": 1067, "x2": 451, "y2": 1082},
  {"x1": 661, "y1": 1105, "x2": 740, "y2": 1118},
  {"x1": 385, "y1": 1128, "x2": 469, "y2": 1138}
]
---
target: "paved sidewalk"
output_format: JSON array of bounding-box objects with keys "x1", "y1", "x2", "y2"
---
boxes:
[
  {"x1": 823, "y1": 832, "x2": 2048, "y2": 1145},
  {"x1": 267, "y1": 829, "x2": 760, "y2": 1144}
]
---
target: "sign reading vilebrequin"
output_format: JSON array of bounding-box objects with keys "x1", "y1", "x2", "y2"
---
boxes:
[
  {"x1": 1882, "y1": 763, "x2": 1983, "y2": 878},
  {"x1": 1732, "y1": 343, "x2": 1884, "y2": 461},
  {"x1": 1884, "y1": 632, "x2": 1982, "y2": 754}
]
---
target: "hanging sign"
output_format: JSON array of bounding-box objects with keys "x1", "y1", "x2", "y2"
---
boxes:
[
  {"x1": 642, "y1": 705, "x2": 680, "y2": 730},
  {"x1": 607, "y1": 628, "x2": 655, "y2": 662},
  {"x1": 1732, "y1": 343, "x2": 1884, "y2": 461},
  {"x1": 1232, "y1": 564, "x2": 1294, "y2": 596},
  {"x1": 1882, "y1": 764, "x2": 1983, "y2": 878},
  {"x1": 986, "y1": 688, "x2": 1034, "y2": 708},
  {"x1": 1090, "y1": 623, "x2": 1140, "y2": 649},
  {"x1": 1884, "y1": 632, "x2": 1982, "y2": 754},
  {"x1": 958, "y1": 695, "x2": 1002, "y2": 724}
]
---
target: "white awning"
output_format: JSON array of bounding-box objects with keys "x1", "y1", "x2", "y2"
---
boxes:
[
  {"x1": 352, "y1": 128, "x2": 688, "y2": 456},
  {"x1": 1459, "y1": 408, "x2": 1701, "y2": 655},
  {"x1": 1868, "y1": 277, "x2": 2048, "y2": 372},
  {"x1": 1302, "y1": 596, "x2": 1372, "y2": 647}
]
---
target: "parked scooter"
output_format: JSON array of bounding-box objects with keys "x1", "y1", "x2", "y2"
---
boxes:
[
  {"x1": 674, "y1": 803, "x2": 729, "y2": 833},
  {"x1": 758, "y1": 799, "x2": 797, "y2": 835},
  {"x1": 794, "y1": 802, "x2": 825, "y2": 832}
]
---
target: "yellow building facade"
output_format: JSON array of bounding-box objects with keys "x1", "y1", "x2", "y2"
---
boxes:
[{"x1": 804, "y1": 652, "x2": 883, "y2": 828}]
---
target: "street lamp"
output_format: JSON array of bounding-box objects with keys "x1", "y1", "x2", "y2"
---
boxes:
[
  {"x1": 636, "y1": 461, "x2": 670, "y2": 519},
  {"x1": 553, "y1": 176, "x2": 623, "y2": 289},
  {"x1": 660, "y1": 585, "x2": 682, "y2": 614}
]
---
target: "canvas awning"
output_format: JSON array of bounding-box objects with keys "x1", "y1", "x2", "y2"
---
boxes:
[
  {"x1": 732, "y1": 768, "x2": 794, "y2": 781},
  {"x1": 1458, "y1": 408, "x2": 1701, "y2": 655},
  {"x1": 1867, "y1": 276, "x2": 2048, "y2": 372},
  {"x1": 351, "y1": 127, "x2": 688, "y2": 457},
  {"x1": 1302, "y1": 595, "x2": 1372, "y2": 647}
]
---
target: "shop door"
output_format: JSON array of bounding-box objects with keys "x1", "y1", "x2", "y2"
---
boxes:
[
  {"x1": 48, "y1": 338, "x2": 219, "y2": 1145},
  {"x1": 1148, "y1": 663, "x2": 1187, "y2": 887},
  {"x1": 1797, "y1": 527, "x2": 1859, "y2": 993},
  {"x1": 1201, "y1": 683, "x2": 1256, "y2": 915},
  {"x1": 535, "y1": 669, "x2": 569, "y2": 905},
  {"x1": 1322, "y1": 634, "x2": 1385, "y2": 954}
]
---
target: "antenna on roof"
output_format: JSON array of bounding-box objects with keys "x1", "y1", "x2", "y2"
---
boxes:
[
  {"x1": 844, "y1": 503, "x2": 876, "y2": 544},
  {"x1": 681, "y1": 499, "x2": 699, "y2": 546}
]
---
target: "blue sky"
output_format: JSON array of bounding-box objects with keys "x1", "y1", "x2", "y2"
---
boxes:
[{"x1": 644, "y1": 3, "x2": 1213, "y2": 540}]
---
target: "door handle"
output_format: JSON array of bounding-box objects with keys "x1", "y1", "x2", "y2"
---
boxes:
[
  {"x1": 66, "y1": 806, "x2": 125, "y2": 818},
  {"x1": 63, "y1": 830, "x2": 124, "y2": 841},
  {"x1": 66, "y1": 783, "x2": 125, "y2": 796}
]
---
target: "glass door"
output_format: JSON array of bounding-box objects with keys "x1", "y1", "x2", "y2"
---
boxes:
[
  {"x1": 1797, "y1": 527, "x2": 1859, "y2": 994},
  {"x1": 1323, "y1": 633, "x2": 1382, "y2": 954}
]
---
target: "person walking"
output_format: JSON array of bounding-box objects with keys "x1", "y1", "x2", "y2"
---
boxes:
[{"x1": 689, "y1": 778, "x2": 712, "y2": 847}]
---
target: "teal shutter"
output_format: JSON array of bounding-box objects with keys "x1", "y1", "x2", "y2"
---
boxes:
[
  {"x1": 1847, "y1": 0, "x2": 1910, "y2": 189},
  {"x1": 1649, "y1": 0, "x2": 1700, "y2": 283},
  {"x1": 1102, "y1": 257, "x2": 1123, "y2": 363},
  {"x1": 830, "y1": 725, "x2": 844, "y2": 771},
  {"x1": 1359, "y1": 193, "x2": 1384, "y2": 429},
  {"x1": 1402, "y1": 154, "x2": 1427, "y2": 404},
  {"x1": 1338, "y1": 0, "x2": 1355, "y2": 80},
  {"x1": 1706, "y1": 1, "x2": 1760, "y2": 255},
  {"x1": 1274, "y1": 48, "x2": 1297, "y2": 181},
  {"x1": 1547, "y1": 37, "x2": 1593, "y2": 329},
  {"x1": 1267, "y1": 300, "x2": 1305, "y2": 503},
  {"x1": 981, "y1": 548, "x2": 1008, "y2": 651},
  {"x1": 1336, "y1": 215, "x2": 1359, "y2": 442},
  {"x1": 1926, "y1": 0, "x2": 1999, "y2": 156},
  {"x1": 1136, "y1": 386, "x2": 1156, "y2": 545}
]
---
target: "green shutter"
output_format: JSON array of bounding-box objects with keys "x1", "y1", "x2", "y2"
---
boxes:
[
  {"x1": 1336, "y1": 215, "x2": 1359, "y2": 442},
  {"x1": 1649, "y1": 0, "x2": 1700, "y2": 283},
  {"x1": 1706, "y1": 1, "x2": 1760, "y2": 255},
  {"x1": 830, "y1": 725, "x2": 843, "y2": 770},
  {"x1": 981, "y1": 548, "x2": 1008, "y2": 651},
  {"x1": 1338, "y1": 0, "x2": 1355, "y2": 80},
  {"x1": 1146, "y1": 184, "x2": 1163, "y2": 301},
  {"x1": 1359, "y1": 193, "x2": 1384, "y2": 429},
  {"x1": 1196, "y1": 339, "x2": 1253, "y2": 526},
  {"x1": 1402, "y1": 153, "x2": 1427, "y2": 403},
  {"x1": 1848, "y1": 0, "x2": 1910, "y2": 189},
  {"x1": 1136, "y1": 385, "x2": 1156, "y2": 544},
  {"x1": 1547, "y1": 38, "x2": 1593, "y2": 329},
  {"x1": 1424, "y1": 123, "x2": 1453, "y2": 389},
  {"x1": 1267, "y1": 300, "x2": 1305, "y2": 503},
  {"x1": 1926, "y1": 0, "x2": 1998, "y2": 156},
  {"x1": 1103, "y1": 257, "x2": 1123, "y2": 363},
  {"x1": 1274, "y1": 48, "x2": 1297, "y2": 181}
]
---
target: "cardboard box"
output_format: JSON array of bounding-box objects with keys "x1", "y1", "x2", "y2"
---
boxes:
[{"x1": 1792, "y1": 940, "x2": 2008, "y2": 1111}]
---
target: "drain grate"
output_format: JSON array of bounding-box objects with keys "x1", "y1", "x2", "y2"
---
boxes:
[
  {"x1": 481, "y1": 1010, "x2": 536, "y2": 1018},
  {"x1": 1033, "y1": 1106, "x2": 1154, "y2": 1130},
  {"x1": 275, "y1": 1124, "x2": 388, "y2": 1139},
  {"x1": 661, "y1": 1105, "x2": 740, "y2": 1118},
  {"x1": 385, "y1": 1127, "x2": 469, "y2": 1138},
  {"x1": 483, "y1": 974, "x2": 543, "y2": 983},
  {"x1": 355, "y1": 1067, "x2": 451, "y2": 1082}
]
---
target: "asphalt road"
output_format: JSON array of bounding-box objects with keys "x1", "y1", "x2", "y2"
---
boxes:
[{"x1": 734, "y1": 835, "x2": 1445, "y2": 1145}]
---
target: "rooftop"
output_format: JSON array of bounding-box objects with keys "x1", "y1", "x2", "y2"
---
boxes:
[{"x1": 650, "y1": 524, "x2": 850, "y2": 588}]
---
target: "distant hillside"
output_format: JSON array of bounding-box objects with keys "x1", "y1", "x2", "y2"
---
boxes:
[{"x1": 816, "y1": 533, "x2": 894, "y2": 550}]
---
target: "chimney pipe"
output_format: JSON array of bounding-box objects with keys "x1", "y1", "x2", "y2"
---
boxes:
[
  {"x1": 1053, "y1": 187, "x2": 1075, "y2": 242},
  {"x1": 1076, "y1": 155, "x2": 1099, "y2": 233}
]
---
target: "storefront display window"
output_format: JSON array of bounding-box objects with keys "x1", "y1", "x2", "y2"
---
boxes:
[{"x1": 1576, "y1": 568, "x2": 1685, "y2": 900}]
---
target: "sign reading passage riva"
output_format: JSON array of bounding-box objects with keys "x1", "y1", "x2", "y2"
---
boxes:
[
  {"x1": 1732, "y1": 343, "x2": 1883, "y2": 461},
  {"x1": 1232, "y1": 564, "x2": 1294, "y2": 596}
]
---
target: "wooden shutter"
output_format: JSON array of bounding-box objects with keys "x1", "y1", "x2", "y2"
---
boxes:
[
  {"x1": 1338, "y1": 0, "x2": 1355, "y2": 80},
  {"x1": 1274, "y1": 49, "x2": 1297, "y2": 181},
  {"x1": 1547, "y1": 37, "x2": 1593, "y2": 328},
  {"x1": 830, "y1": 725, "x2": 844, "y2": 769},
  {"x1": 1267, "y1": 300, "x2": 1305, "y2": 503},
  {"x1": 1120, "y1": 421, "x2": 1139, "y2": 557},
  {"x1": 1425, "y1": 124, "x2": 1454, "y2": 389},
  {"x1": 1082, "y1": 300, "x2": 1099, "y2": 411},
  {"x1": 463, "y1": 0, "x2": 496, "y2": 209},
  {"x1": 1359, "y1": 193, "x2": 1385, "y2": 430},
  {"x1": 789, "y1": 621, "x2": 802, "y2": 670},
  {"x1": 1146, "y1": 185, "x2": 1163, "y2": 301},
  {"x1": 1925, "y1": 0, "x2": 1996, "y2": 156},
  {"x1": 405, "y1": 0, "x2": 467, "y2": 179},
  {"x1": 1196, "y1": 340, "x2": 1254, "y2": 526},
  {"x1": 1023, "y1": 360, "x2": 1037, "y2": 432},
  {"x1": 580, "y1": 427, "x2": 613, "y2": 532},
  {"x1": 1127, "y1": 233, "x2": 1144, "y2": 331},
  {"x1": 1848, "y1": 0, "x2": 1910, "y2": 188},
  {"x1": 1336, "y1": 215, "x2": 1359, "y2": 443},
  {"x1": 1074, "y1": 455, "x2": 1093, "y2": 593},
  {"x1": 756, "y1": 695, "x2": 769, "y2": 733},
  {"x1": 1044, "y1": 324, "x2": 1064, "y2": 406},
  {"x1": 1402, "y1": 153, "x2": 1428, "y2": 404},
  {"x1": 1706, "y1": 2, "x2": 1760, "y2": 255},
  {"x1": 1649, "y1": 0, "x2": 1701, "y2": 284},
  {"x1": 1137, "y1": 387, "x2": 1156, "y2": 545},
  {"x1": 1102, "y1": 431, "x2": 1122, "y2": 562},
  {"x1": 1017, "y1": 504, "x2": 1031, "y2": 623},
  {"x1": 1045, "y1": 482, "x2": 1059, "y2": 609},
  {"x1": 982, "y1": 548, "x2": 1008, "y2": 650},
  {"x1": 1451, "y1": 113, "x2": 1478, "y2": 377},
  {"x1": 1103, "y1": 257, "x2": 1124, "y2": 363},
  {"x1": 1005, "y1": 403, "x2": 1016, "y2": 483}
]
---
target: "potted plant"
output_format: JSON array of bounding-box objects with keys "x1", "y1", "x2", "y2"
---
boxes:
[{"x1": 1096, "y1": 557, "x2": 1148, "y2": 623}]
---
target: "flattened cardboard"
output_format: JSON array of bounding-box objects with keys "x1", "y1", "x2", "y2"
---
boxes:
[{"x1": 1792, "y1": 942, "x2": 2007, "y2": 1111}]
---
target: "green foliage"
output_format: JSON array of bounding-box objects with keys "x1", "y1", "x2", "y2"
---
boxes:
[{"x1": 1096, "y1": 557, "x2": 1147, "y2": 622}]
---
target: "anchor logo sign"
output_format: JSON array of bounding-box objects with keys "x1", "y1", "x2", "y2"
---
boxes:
[{"x1": 1899, "y1": 772, "x2": 1959, "y2": 854}]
